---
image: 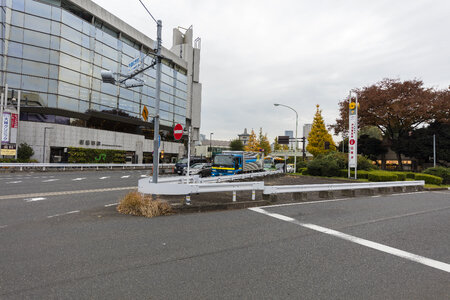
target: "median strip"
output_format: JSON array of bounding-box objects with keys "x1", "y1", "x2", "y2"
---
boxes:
[{"x1": 0, "y1": 187, "x2": 137, "y2": 200}]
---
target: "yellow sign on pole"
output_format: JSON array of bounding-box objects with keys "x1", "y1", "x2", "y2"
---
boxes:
[{"x1": 142, "y1": 105, "x2": 149, "y2": 121}]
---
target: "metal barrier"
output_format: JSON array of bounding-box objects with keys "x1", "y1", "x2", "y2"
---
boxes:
[
  {"x1": 263, "y1": 181, "x2": 425, "y2": 194},
  {"x1": 0, "y1": 163, "x2": 174, "y2": 171}
]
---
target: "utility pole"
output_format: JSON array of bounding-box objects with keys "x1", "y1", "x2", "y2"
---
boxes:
[
  {"x1": 152, "y1": 20, "x2": 162, "y2": 184},
  {"x1": 433, "y1": 134, "x2": 436, "y2": 168}
]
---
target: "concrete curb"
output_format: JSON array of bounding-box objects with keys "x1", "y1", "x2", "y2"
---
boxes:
[{"x1": 171, "y1": 200, "x2": 269, "y2": 213}]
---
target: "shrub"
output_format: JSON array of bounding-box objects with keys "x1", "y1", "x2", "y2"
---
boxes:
[
  {"x1": 368, "y1": 171, "x2": 398, "y2": 182},
  {"x1": 357, "y1": 156, "x2": 376, "y2": 171},
  {"x1": 297, "y1": 167, "x2": 307, "y2": 174},
  {"x1": 306, "y1": 152, "x2": 346, "y2": 177},
  {"x1": 296, "y1": 160, "x2": 308, "y2": 170},
  {"x1": 17, "y1": 143, "x2": 34, "y2": 161},
  {"x1": 338, "y1": 169, "x2": 369, "y2": 179},
  {"x1": 414, "y1": 173, "x2": 443, "y2": 185},
  {"x1": 422, "y1": 167, "x2": 449, "y2": 184},
  {"x1": 302, "y1": 168, "x2": 308, "y2": 175},
  {"x1": 392, "y1": 172, "x2": 406, "y2": 181},
  {"x1": 405, "y1": 172, "x2": 415, "y2": 179},
  {"x1": 117, "y1": 191, "x2": 172, "y2": 217}
]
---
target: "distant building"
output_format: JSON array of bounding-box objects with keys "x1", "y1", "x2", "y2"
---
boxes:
[
  {"x1": 238, "y1": 128, "x2": 250, "y2": 146},
  {"x1": 285, "y1": 130, "x2": 294, "y2": 149},
  {"x1": 194, "y1": 139, "x2": 230, "y2": 158},
  {"x1": 303, "y1": 124, "x2": 312, "y2": 146}
]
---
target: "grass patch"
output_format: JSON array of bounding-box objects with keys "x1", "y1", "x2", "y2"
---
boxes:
[{"x1": 117, "y1": 191, "x2": 172, "y2": 217}]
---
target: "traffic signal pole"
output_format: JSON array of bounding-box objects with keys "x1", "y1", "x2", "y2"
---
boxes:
[{"x1": 152, "y1": 20, "x2": 162, "y2": 184}]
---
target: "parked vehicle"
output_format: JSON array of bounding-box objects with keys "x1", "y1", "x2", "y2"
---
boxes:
[
  {"x1": 175, "y1": 157, "x2": 208, "y2": 175},
  {"x1": 184, "y1": 163, "x2": 212, "y2": 177},
  {"x1": 211, "y1": 151, "x2": 264, "y2": 176}
]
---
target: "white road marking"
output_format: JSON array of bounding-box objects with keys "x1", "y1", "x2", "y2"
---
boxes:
[
  {"x1": 0, "y1": 225, "x2": 7, "y2": 229},
  {"x1": 99, "y1": 176, "x2": 110, "y2": 180},
  {"x1": 121, "y1": 175, "x2": 130, "y2": 178},
  {"x1": 104, "y1": 203, "x2": 118, "y2": 207},
  {"x1": 25, "y1": 197, "x2": 47, "y2": 202},
  {"x1": 6, "y1": 181, "x2": 22, "y2": 184},
  {"x1": 372, "y1": 195, "x2": 382, "y2": 198},
  {"x1": 249, "y1": 207, "x2": 450, "y2": 274},
  {"x1": 140, "y1": 175, "x2": 148, "y2": 177},
  {"x1": 72, "y1": 177, "x2": 86, "y2": 181},
  {"x1": 0, "y1": 186, "x2": 136, "y2": 200},
  {"x1": 47, "y1": 210, "x2": 80, "y2": 218},
  {"x1": 42, "y1": 179, "x2": 59, "y2": 182}
]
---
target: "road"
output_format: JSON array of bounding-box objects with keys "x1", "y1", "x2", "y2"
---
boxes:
[{"x1": 0, "y1": 170, "x2": 449, "y2": 299}]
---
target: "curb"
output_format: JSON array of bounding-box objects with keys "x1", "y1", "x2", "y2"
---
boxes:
[{"x1": 171, "y1": 200, "x2": 269, "y2": 213}]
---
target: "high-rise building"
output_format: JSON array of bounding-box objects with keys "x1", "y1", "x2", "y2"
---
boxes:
[
  {"x1": 284, "y1": 130, "x2": 294, "y2": 149},
  {"x1": 303, "y1": 124, "x2": 312, "y2": 146},
  {"x1": 0, "y1": 0, "x2": 201, "y2": 163}
]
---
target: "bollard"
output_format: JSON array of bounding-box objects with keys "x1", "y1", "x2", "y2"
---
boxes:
[
  {"x1": 252, "y1": 190, "x2": 256, "y2": 201},
  {"x1": 232, "y1": 191, "x2": 236, "y2": 202},
  {"x1": 185, "y1": 194, "x2": 191, "y2": 205}
]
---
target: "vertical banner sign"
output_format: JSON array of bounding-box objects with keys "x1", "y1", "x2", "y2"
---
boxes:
[
  {"x1": 10, "y1": 113, "x2": 18, "y2": 144},
  {"x1": 1, "y1": 112, "x2": 11, "y2": 144},
  {"x1": 348, "y1": 102, "x2": 357, "y2": 168}
]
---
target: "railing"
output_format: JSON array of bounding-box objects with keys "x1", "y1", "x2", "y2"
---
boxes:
[
  {"x1": 0, "y1": 163, "x2": 175, "y2": 171},
  {"x1": 263, "y1": 181, "x2": 425, "y2": 194}
]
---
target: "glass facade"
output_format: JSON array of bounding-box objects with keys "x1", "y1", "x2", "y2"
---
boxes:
[{"x1": 0, "y1": 0, "x2": 187, "y2": 128}]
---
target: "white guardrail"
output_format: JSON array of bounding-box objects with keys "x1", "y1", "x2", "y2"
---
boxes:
[
  {"x1": 263, "y1": 181, "x2": 425, "y2": 194},
  {"x1": 0, "y1": 163, "x2": 174, "y2": 170}
]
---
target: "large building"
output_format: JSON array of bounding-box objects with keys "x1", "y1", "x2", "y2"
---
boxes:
[{"x1": 0, "y1": 0, "x2": 201, "y2": 163}]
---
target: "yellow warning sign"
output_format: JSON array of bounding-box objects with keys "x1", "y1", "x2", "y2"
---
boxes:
[{"x1": 142, "y1": 105, "x2": 149, "y2": 121}]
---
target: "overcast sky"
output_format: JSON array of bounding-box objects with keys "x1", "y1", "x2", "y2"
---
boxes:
[{"x1": 93, "y1": 0, "x2": 450, "y2": 142}]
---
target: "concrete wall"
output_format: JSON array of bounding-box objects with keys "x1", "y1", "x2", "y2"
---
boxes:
[{"x1": 19, "y1": 121, "x2": 184, "y2": 163}]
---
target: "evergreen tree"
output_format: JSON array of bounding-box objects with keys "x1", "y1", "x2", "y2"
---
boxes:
[
  {"x1": 306, "y1": 105, "x2": 336, "y2": 157},
  {"x1": 244, "y1": 129, "x2": 259, "y2": 151},
  {"x1": 229, "y1": 139, "x2": 244, "y2": 151}
]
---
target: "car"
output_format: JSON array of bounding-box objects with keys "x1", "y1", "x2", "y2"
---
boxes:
[
  {"x1": 183, "y1": 163, "x2": 212, "y2": 177},
  {"x1": 175, "y1": 157, "x2": 208, "y2": 175}
]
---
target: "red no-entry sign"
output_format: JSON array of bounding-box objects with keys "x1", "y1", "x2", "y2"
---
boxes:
[{"x1": 174, "y1": 123, "x2": 183, "y2": 140}]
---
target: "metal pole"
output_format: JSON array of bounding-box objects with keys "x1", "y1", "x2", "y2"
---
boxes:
[
  {"x1": 433, "y1": 134, "x2": 436, "y2": 168},
  {"x1": 43, "y1": 127, "x2": 47, "y2": 163},
  {"x1": 210, "y1": 132, "x2": 213, "y2": 158},
  {"x1": 294, "y1": 110, "x2": 298, "y2": 172},
  {"x1": 186, "y1": 126, "x2": 191, "y2": 182},
  {"x1": 355, "y1": 92, "x2": 358, "y2": 180},
  {"x1": 0, "y1": 93, "x2": 4, "y2": 157},
  {"x1": 152, "y1": 20, "x2": 162, "y2": 184},
  {"x1": 348, "y1": 91, "x2": 351, "y2": 179},
  {"x1": 15, "y1": 90, "x2": 21, "y2": 160}
]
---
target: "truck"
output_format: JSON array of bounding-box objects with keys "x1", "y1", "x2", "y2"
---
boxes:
[{"x1": 211, "y1": 151, "x2": 264, "y2": 176}]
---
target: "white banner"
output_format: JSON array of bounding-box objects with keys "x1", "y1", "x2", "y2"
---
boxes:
[
  {"x1": 348, "y1": 105, "x2": 357, "y2": 168},
  {"x1": 10, "y1": 113, "x2": 18, "y2": 144},
  {"x1": 1, "y1": 112, "x2": 11, "y2": 144}
]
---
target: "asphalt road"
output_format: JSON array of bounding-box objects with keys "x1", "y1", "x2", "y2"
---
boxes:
[{"x1": 0, "y1": 171, "x2": 449, "y2": 299}]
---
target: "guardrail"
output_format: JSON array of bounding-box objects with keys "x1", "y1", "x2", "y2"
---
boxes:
[
  {"x1": 263, "y1": 181, "x2": 426, "y2": 194},
  {"x1": 0, "y1": 163, "x2": 175, "y2": 171}
]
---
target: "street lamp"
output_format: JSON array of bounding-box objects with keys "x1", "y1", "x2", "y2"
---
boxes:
[
  {"x1": 210, "y1": 132, "x2": 213, "y2": 158},
  {"x1": 274, "y1": 103, "x2": 298, "y2": 172},
  {"x1": 43, "y1": 127, "x2": 53, "y2": 163}
]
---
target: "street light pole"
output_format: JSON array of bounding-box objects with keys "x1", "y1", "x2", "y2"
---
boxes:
[
  {"x1": 274, "y1": 103, "x2": 298, "y2": 172},
  {"x1": 210, "y1": 132, "x2": 213, "y2": 158},
  {"x1": 152, "y1": 19, "x2": 162, "y2": 184}
]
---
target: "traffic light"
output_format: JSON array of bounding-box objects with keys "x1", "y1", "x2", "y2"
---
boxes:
[
  {"x1": 278, "y1": 136, "x2": 290, "y2": 145},
  {"x1": 160, "y1": 150, "x2": 164, "y2": 159}
]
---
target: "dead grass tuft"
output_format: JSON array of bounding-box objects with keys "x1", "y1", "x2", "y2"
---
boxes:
[{"x1": 117, "y1": 191, "x2": 172, "y2": 217}]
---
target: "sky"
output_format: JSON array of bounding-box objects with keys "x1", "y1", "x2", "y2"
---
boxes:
[{"x1": 92, "y1": 0, "x2": 450, "y2": 142}]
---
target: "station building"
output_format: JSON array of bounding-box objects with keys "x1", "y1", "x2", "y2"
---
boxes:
[{"x1": 0, "y1": 0, "x2": 202, "y2": 163}]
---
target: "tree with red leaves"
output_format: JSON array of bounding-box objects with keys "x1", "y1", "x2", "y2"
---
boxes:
[{"x1": 334, "y1": 78, "x2": 448, "y2": 170}]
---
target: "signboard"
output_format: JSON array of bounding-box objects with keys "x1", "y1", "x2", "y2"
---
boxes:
[
  {"x1": 348, "y1": 102, "x2": 357, "y2": 168},
  {"x1": 1, "y1": 112, "x2": 11, "y2": 144},
  {"x1": 128, "y1": 57, "x2": 140, "y2": 73},
  {"x1": 10, "y1": 113, "x2": 18, "y2": 144},
  {"x1": 174, "y1": 123, "x2": 183, "y2": 140},
  {"x1": 142, "y1": 105, "x2": 149, "y2": 121},
  {"x1": 1, "y1": 144, "x2": 16, "y2": 156}
]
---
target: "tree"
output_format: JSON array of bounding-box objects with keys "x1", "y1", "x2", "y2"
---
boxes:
[
  {"x1": 358, "y1": 134, "x2": 388, "y2": 163},
  {"x1": 273, "y1": 137, "x2": 282, "y2": 151},
  {"x1": 306, "y1": 105, "x2": 336, "y2": 157},
  {"x1": 244, "y1": 129, "x2": 258, "y2": 152},
  {"x1": 229, "y1": 139, "x2": 244, "y2": 151},
  {"x1": 17, "y1": 142, "x2": 34, "y2": 161},
  {"x1": 334, "y1": 78, "x2": 446, "y2": 169},
  {"x1": 257, "y1": 128, "x2": 271, "y2": 154}
]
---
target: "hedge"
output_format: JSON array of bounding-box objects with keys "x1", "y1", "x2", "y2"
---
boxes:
[
  {"x1": 414, "y1": 173, "x2": 443, "y2": 185},
  {"x1": 392, "y1": 172, "x2": 406, "y2": 181},
  {"x1": 67, "y1": 147, "x2": 126, "y2": 163},
  {"x1": 423, "y1": 167, "x2": 449, "y2": 184},
  {"x1": 367, "y1": 171, "x2": 398, "y2": 182}
]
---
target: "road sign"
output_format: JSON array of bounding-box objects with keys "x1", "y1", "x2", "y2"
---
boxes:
[
  {"x1": 278, "y1": 136, "x2": 290, "y2": 145},
  {"x1": 128, "y1": 57, "x2": 140, "y2": 73},
  {"x1": 142, "y1": 106, "x2": 149, "y2": 121},
  {"x1": 174, "y1": 123, "x2": 183, "y2": 140}
]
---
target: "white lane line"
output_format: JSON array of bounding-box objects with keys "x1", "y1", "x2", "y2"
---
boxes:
[
  {"x1": 42, "y1": 179, "x2": 59, "y2": 182},
  {"x1": 47, "y1": 210, "x2": 80, "y2": 218},
  {"x1": 140, "y1": 175, "x2": 148, "y2": 177},
  {"x1": 25, "y1": 197, "x2": 47, "y2": 202},
  {"x1": 0, "y1": 225, "x2": 7, "y2": 229},
  {"x1": 121, "y1": 175, "x2": 130, "y2": 178},
  {"x1": 372, "y1": 195, "x2": 382, "y2": 198},
  {"x1": 6, "y1": 181, "x2": 22, "y2": 184},
  {"x1": 104, "y1": 203, "x2": 118, "y2": 207},
  {"x1": 72, "y1": 177, "x2": 86, "y2": 181},
  {"x1": 249, "y1": 207, "x2": 450, "y2": 274},
  {"x1": 99, "y1": 176, "x2": 110, "y2": 180}
]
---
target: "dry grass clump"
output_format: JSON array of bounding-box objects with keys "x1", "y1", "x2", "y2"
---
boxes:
[{"x1": 117, "y1": 191, "x2": 172, "y2": 217}]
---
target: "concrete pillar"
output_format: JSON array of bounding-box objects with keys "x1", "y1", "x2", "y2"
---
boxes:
[{"x1": 293, "y1": 192, "x2": 307, "y2": 201}]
